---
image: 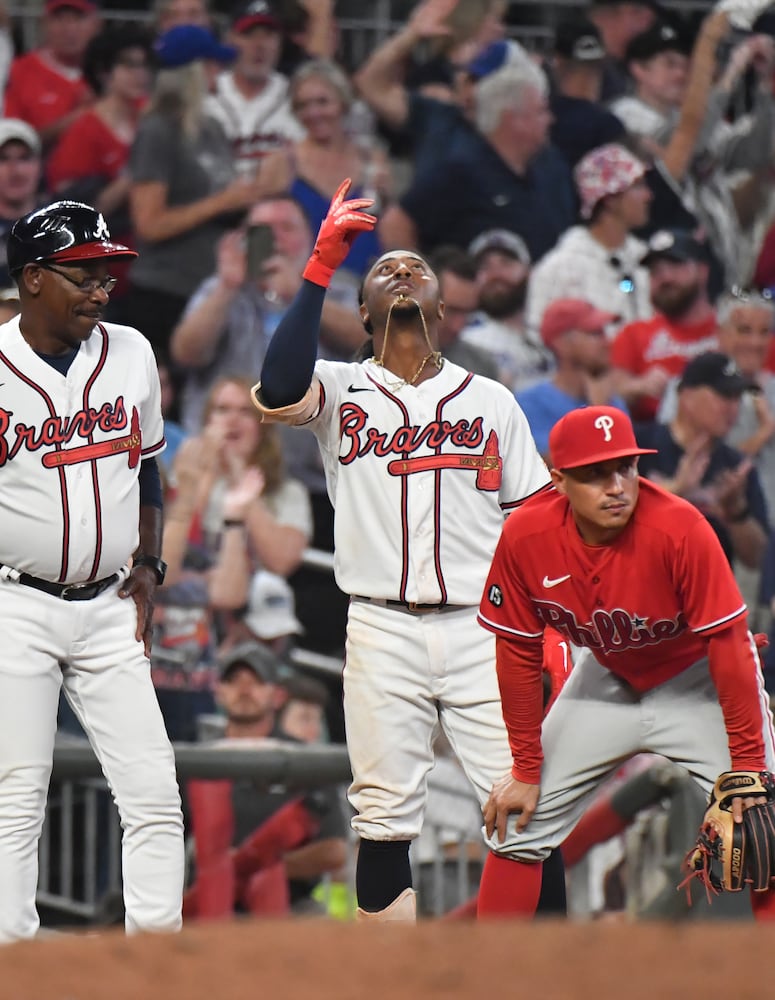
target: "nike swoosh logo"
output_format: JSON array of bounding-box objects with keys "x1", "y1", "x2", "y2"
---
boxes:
[
  {"x1": 542, "y1": 574, "x2": 571, "y2": 589},
  {"x1": 348, "y1": 385, "x2": 374, "y2": 392}
]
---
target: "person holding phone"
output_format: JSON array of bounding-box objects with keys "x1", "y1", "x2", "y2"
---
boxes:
[{"x1": 170, "y1": 194, "x2": 367, "y2": 436}]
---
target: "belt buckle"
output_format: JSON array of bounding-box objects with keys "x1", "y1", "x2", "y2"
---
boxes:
[
  {"x1": 406, "y1": 601, "x2": 420, "y2": 612},
  {"x1": 60, "y1": 582, "x2": 94, "y2": 601}
]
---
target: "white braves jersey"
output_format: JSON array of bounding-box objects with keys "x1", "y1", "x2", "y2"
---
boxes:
[
  {"x1": 0, "y1": 317, "x2": 165, "y2": 583},
  {"x1": 205, "y1": 71, "x2": 304, "y2": 175},
  {"x1": 305, "y1": 358, "x2": 550, "y2": 604}
]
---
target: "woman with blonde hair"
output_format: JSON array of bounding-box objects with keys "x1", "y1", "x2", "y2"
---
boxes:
[
  {"x1": 260, "y1": 57, "x2": 390, "y2": 279},
  {"x1": 121, "y1": 25, "x2": 269, "y2": 355}
]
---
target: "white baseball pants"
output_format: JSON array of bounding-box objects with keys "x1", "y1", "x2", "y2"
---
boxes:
[{"x1": 0, "y1": 579, "x2": 184, "y2": 942}]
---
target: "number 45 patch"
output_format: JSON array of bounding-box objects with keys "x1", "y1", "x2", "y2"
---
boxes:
[{"x1": 488, "y1": 584, "x2": 503, "y2": 607}]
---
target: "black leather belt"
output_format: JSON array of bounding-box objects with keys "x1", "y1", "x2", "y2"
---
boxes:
[
  {"x1": 3, "y1": 566, "x2": 119, "y2": 602},
  {"x1": 352, "y1": 596, "x2": 469, "y2": 614}
]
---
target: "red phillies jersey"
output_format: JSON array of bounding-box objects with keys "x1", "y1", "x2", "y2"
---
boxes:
[
  {"x1": 4, "y1": 52, "x2": 90, "y2": 133},
  {"x1": 478, "y1": 478, "x2": 745, "y2": 691},
  {"x1": 610, "y1": 313, "x2": 718, "y2": 421}
]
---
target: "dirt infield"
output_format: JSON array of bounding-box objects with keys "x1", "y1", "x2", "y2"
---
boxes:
[{"x1": 0, "y1": 919, "x2": 769, "y2": 1000}]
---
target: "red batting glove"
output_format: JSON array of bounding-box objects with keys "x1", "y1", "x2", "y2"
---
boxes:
[{"x1": 302, "y1": 177, "x2": 377, "y2": 288}]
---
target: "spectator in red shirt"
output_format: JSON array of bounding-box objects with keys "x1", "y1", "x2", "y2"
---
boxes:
[
  {"x1": 611, "y1": 228, "x2": 718, "y2": 422},
  {"x1": 4, "y1": 0, "x2": 100, "y2": 156}
]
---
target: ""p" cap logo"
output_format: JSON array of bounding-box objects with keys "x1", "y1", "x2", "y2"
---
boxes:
[{"x1": 594, "y1": 414, "x2": 614, "y2": 441}]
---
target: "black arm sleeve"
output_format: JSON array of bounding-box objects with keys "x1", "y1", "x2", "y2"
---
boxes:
[
  {"x1": 260, "y1": 279, "x2": 327, "y2": 409},
  {"x1": 138, "y1": 457, "x2": 163, "y2": 510}
]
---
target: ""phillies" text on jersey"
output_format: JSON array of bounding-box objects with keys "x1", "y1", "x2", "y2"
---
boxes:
[{"x1": 534, "y1": 599, "x2": 688, "y2": 652}]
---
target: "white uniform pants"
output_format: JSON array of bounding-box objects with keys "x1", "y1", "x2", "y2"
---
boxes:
[
  {"x1": 344, "y1": 600, "x2": 513, "y2": 842},
  {"x1": 0, "y1": 579, "x2": 184, "y2": 942},
  {"x1": 483, "y1": 648, "x2": 775, "y2": 860}
]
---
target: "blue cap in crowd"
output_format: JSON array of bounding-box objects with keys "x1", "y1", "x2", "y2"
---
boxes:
[
  {"x1": 466, "y1": 39, "x2": 529, "y2": 80},
  {"x1": 154, "y1": 24, "x2": 237, "y2": 68}
]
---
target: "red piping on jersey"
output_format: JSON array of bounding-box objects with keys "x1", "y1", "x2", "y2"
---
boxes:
[
  {"x1": 0, "y1": 349, "x2": 71, "y2": 581},
  {"x1": 83, "y1": 326, "x2": 109, "y2": 580},
  {"x1": 369, "y1": 379, "x2": 412, "y2": 601},
  {"x1": 432, "y1": 373, "x2": 474, "y2": 602}
]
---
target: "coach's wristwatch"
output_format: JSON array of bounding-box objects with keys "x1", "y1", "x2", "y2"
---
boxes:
[{"x1": 133, "y1": 555, "x2": 168, "y2": 586}]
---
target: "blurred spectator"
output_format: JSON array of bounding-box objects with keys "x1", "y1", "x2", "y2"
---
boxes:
[
  {"x1": 0, "y1": 120, "x2": 43, "y2": 288},
  {"x1": 587, "y1": 0, "x2": 658, "y2": 100},
  {"x1": 526, "y1": 143, "x2": 653, "y2": 337},
  {"x1": 658, "y1": 288, "x2": 775, "y2": 508},
  {"x1": 170, "y1": 194, "x2": 364, "y2": 434},
  {"x1": 122, "y1": 25, "x2": 266, "y2": 356},
  {"x1": 637, "y1": 350, "x2": 769, "y2": 569},
  {"x1": 260, "y1": 58, "x2": 388, "y2": 278},
  {"x1": 516, "y1": 298, "x2": 628, "y2": 459},
  {"x1": 616, "y1": 19, "x2": 775, "y2": 286},
  {"x1": 611, "y1": 228, "x2": 718, "y2": 421},
  {"x1": 353, "y1": 1, "x2": 526, "y2": 173},
  {"x1": 427, "y1": 245, "x2": 499, "y2": 380},
  {"x1": 548, "y1": 15, "x2": 627, "y2": 167},
  {"x1": 275, "y1": 0, "x2": 338, "y2": 74},
  {"x1": 221, "y1": 568, "x2": 304, "y2": 657},
  {"x1": 205, "y1": 0, "x2": 304, "y2": 176},
  {"x1": 157, "y1": 358, "x2": 187, "y2": 477},
  {"x1": 162, "y1": 374, "x2": 312, "y2": 590},
  {"x1": 753, "y1": 222, "x2": 775, "y2": 294},
  {"x1": 4, "y1": 0, "x2": 100, "y2": 156},
  {"x1": 0, "y1": 286, "x2": 20, "y2": 325},
  {"x1": 0, "y1": 4, "x2": 12, "y2": 98},
  {"x1": 277, "y1": 673, "x2": 329, "y2": 743},
  {"x1": 609, "y1": 21, "x2": 691, "y2": 143},
  {"x1": 379, "y1": 60, "x2": 575, "y2": 261},
  {"x1": 153, "y1": 0, "x2": 212, "y2": 32},
  {"x1": 46, "y1": 25, "x2": 154, "y2": 307},
  {"x1": 460, "y1": 229, "x2": 553, "y2": 391},
  {"x1": 184, "y1": 641, "x2": 348, "y2": 918}
]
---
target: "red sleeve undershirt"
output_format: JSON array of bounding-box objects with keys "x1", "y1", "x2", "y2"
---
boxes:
[
  {"x1": 495, "y1": 635, "x2": 545, "y2": 784},
  {"x1": 707, "y1": 620, "x2": 766, "y2": 770}
]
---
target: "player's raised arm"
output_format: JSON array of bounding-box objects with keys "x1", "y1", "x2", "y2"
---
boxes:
[{"x1": 254, "y1": 179, "x2": 376, "y2": 411}]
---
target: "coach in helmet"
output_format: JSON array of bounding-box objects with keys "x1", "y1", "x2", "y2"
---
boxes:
[{"x1": 0, "y1": 200, "x2": 184, "y2": 942}]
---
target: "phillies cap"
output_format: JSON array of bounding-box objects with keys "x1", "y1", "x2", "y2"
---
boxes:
[
  {"x1": 677, "y1": 351, "x2": 759, "y2": 397},
  {"x1": 244, "y1": 571, "x2": 303, "y2": 641},
  {"x1": 540, "y1": 298, "x2": 619, "y2": 349},
  {"x1": 554, "y1": 17, "x2": 606, "y2": 61},
  {"x1": 574, "y1": 143, "x2": 646, "y2": 220},
  {"x1": 640, "y1": 228, "x2": 708, "y2": 266},
  {"x1": 469, "y1": 229, "x2": 531, "y2": 266},
  {"x1": 466, "y1": 39, "x2": 530, "y2": 79},
  {"x1": 0, "y1": 119, "x2": 41, "y2": 156},
  {"x1": 154, "y1": 25, "x2": 237, "y2": 68},
  {"x1": 218, "y1": 641, "x2": 280, "y2": 683},
  {"x1": 232, "y1": 0, "x2": 282, "y2": 33},
  {"x1": 549, "y1": 405, "x2": 657, "y2": 470},
  {"x1": 7, "y1": 201, "x2": 137, "y2": 274},
  {"x1": 625, "y1": 22, "x2": 690, "y2": 63},
  {"x1": 45, "y1": 0, "x2": 97, "y2": 13}
]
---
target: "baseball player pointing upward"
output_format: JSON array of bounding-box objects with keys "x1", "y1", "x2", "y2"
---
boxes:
[
  {"x1": 0, "y1": 202, "x2": 184, "y2": 941},
  {"x1": 476, "y1": 405, "x2": 775, "y2": 917},
  {"x1": 253, "y1": 180, "x2": 554, "y2": 920}
]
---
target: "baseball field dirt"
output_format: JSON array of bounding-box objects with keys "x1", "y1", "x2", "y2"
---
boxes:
[{"x1": 0, "y1": 919, "x2": 768, "y2": 999}]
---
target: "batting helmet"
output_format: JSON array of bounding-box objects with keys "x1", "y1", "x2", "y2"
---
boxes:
[{"x1": 7, "y1": 201, "x2": 137, "y2": 275}]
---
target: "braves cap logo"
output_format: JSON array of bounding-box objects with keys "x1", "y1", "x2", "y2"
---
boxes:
[{"x1": 593, "y1": 414, "x2": 614, "y2": 442}]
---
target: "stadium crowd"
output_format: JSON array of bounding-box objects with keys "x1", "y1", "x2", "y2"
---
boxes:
[{"x1": 7, "y1": 0, "x2": 775, "y2": 920}]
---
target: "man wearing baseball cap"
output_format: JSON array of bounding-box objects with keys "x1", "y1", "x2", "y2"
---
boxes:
[
  {"x1": 0, "y1": 121, "x2": 44, "y2": 288},
  {"x1": 205, "y1": 0, "x2": 303, "y2": 175},
  {"x1": 516, "y1": 299, "x2": 628, "y2": 458},
  {"x1": 526, "y1": 143, "x2": 653, "y2": 338},
  {"x1": 548, "y1": 16, "x2": 627, "y2": 168},
  {"x1": 461, "y1": 229, "x2": 553, "y2": 392},
  {"x1": 4, "y1": 0, "x2": 100, "y2": 151},
  {"x1": 634, "y1": 350, "x2": 768, "y2": 570},
  {"x1": 475, "y1": 403, "x2": 775, "y2": 921},
  {"x1": 610, "y1": 227, "x2": 717, "y2": 422}
]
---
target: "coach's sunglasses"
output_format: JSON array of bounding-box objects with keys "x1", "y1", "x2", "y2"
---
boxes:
[{"x1": 39, "y1": 263, "x2": 118, "y2": 295}]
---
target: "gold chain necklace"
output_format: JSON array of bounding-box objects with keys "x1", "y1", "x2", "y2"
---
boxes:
[{"x1": 372, "y1": 294, "x2": 443, "y2": 389}]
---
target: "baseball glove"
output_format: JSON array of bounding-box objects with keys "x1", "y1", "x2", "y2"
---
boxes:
[{"x1": 681, "y1": 770, "x2": 775, "y2": 899}]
